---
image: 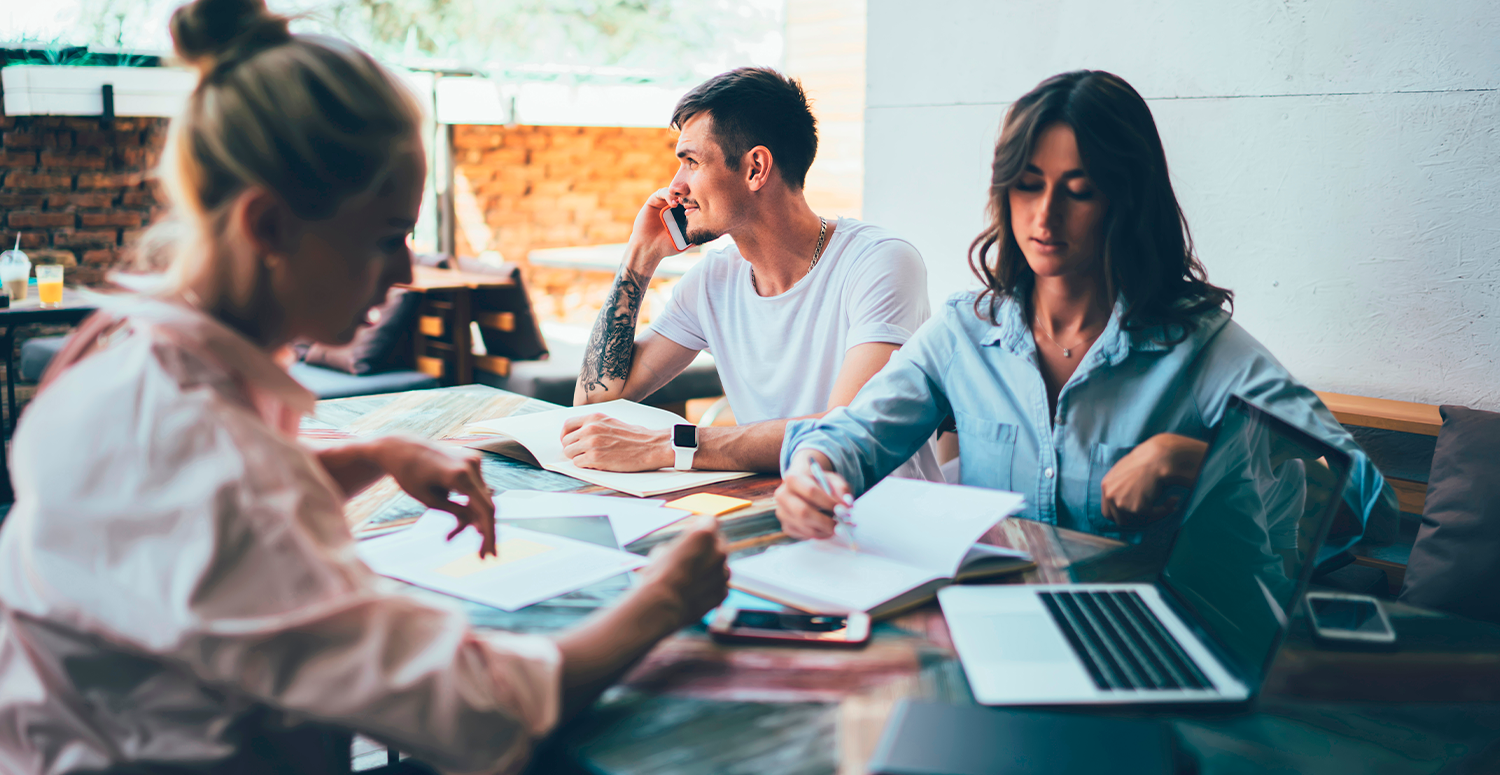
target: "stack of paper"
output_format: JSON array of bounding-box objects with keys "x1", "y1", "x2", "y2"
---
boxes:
[
  {"x1": 358, "y1": 509, "x2": 648, "y2": 611},
  {"x1": 464, "y1": 400, "x2": 755, "y2": 497},
  {"x1": 497, "y1": 489, "x2": 693, "y2": 545}
]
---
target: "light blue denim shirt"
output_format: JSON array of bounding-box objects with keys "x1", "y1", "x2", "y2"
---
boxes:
[{"x1": 783, "y1": 292, "x2": 1395, "y2": 556}]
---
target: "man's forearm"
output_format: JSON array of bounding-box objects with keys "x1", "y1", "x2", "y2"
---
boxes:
[
  {"x1": 577, "y1": 264, "x2": 650, "y2": 403},
  {"x1": 693, "y1": 420, "x2": 792, "y2": 472},
  {"x1": 630, "y1": 417, "x2": 796, "y2": 473}
]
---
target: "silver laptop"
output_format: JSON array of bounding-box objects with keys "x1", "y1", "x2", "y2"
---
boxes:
[{"x1": 939, "y1": 395, "x2": 1353, "y2": 705}]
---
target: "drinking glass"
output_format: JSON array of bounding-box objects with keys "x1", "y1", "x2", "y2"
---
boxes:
[{"x1": 36, "y1": 264, "x2": 63, "y2": 308}]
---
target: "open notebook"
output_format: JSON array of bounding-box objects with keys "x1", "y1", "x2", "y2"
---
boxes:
[
  {"x1": 729, "y1": 479, "x2": 1031, "y2": 618},
  {"x1": 464, "y1": 400, "x2": 754, "y2": 497}
]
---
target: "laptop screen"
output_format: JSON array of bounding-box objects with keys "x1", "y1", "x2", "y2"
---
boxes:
[{"x1": 1157, "y1": 396, "x2": 1352, "y2": 686}]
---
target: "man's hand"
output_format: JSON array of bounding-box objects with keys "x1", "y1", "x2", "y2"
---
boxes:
[
  {"x1": 774, "y1": 450, "x2": 850, "y2": 540},
  {"x1": 1100, "y1": 433, "x2": 1208, "y2": 529},
  {"x1": 560, "y1": 413, "x2": 673, "y2": 472},
  {"x1": 375, "y1": 435, "x2": 497, "y2": 556},
  {"x1": 626, "y1": 186, "x2": 690, "y2": 271}
]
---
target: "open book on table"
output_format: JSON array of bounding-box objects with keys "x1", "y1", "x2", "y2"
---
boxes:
[
  {"x1": 728, "y1": 478, "x2": 1031, "y2": 618},
  {"x1": 463, "y1": 399, "x2": 754, "y2": 498}
]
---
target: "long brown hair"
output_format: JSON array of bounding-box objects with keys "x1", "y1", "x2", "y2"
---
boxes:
[{"x1": 968, "y1": 70, "x2": 1231, "y2": 341}]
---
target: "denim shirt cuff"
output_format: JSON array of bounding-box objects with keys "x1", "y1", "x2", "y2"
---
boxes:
[{"x1": 781, "y1": 418, "x2": 868, "y2": 496}]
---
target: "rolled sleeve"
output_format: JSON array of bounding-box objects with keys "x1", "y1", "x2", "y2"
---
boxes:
[
  {"x1": 1193, "y1": 323, "x2": 1398, "y2": 558},
  {"x1": 137, "y1": 412, "x2": 562, "y2": 774}
]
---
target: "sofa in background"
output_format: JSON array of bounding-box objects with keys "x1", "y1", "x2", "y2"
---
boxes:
[{"x1": 18, "y1": 289, "x2": 439, "y2": 400}]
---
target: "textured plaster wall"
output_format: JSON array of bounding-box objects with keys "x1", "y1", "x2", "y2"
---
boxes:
[{"x1": 865, "y1": 0, "x2": 1500, "y2": 408}]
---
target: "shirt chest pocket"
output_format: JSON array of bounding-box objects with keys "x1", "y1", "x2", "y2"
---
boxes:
[
  {"x1": 1086, "y1": 442, "x2": 1139, "y2": 533},
  {"x1": 955, "y1": 411, "x2": 1018, "y2": 492}
]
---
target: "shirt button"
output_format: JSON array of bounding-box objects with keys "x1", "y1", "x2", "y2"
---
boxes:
[{"x1": 1044, "y1": 467, "x2": 1055, "y2": 479}]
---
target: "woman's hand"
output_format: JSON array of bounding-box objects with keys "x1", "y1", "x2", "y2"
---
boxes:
[
  {"x1": 375, "y1": 435, "x2": 497, "y2": 556},
  {"x1": 774, "y1": 450, "x2": 851, "y2": 540},
  {"x1": 634, "y1": 516, "x2": 730, "y2": 628},
  {"x1": 1100, "y1": 433, "x2": 1208, "y2": 529}
]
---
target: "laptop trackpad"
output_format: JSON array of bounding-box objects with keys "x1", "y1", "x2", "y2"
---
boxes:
[
  {"x1": 949, "y1": 612, "x2": 1100, "y2": 702},
  {"x1": 957, "y1": 613, "x2": 1073, "y2": 663}
]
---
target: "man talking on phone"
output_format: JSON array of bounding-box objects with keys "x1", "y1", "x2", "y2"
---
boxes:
[{"x1": 564, "y1": 66, "x2": 940, "y2": 480}]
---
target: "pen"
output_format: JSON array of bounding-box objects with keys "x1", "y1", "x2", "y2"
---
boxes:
[{"x1": 807, "y1": 459, "x2": 858, "y2": 553}]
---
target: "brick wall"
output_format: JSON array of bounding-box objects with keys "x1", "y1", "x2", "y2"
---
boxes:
[
  {"x1": 451, "y1": 124, "x2": 679, "y2": 262},
  {"x1": 0, "y1": 115, "x2": 167, "y2": 285}
]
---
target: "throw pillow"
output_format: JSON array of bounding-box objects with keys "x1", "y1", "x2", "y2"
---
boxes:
[
  {"x1": 1399, "y1": 405, "x2": 1500, "y2": 624},
  {"x1": 304, "y1": 288, "x2": 422, "y2": 375}
]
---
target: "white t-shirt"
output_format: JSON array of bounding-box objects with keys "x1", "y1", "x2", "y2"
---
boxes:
[{"x1": 650, "y1": 217, "x2": 943, "y2": 481}]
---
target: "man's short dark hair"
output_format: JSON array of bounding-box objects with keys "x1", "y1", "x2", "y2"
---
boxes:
[{"x1": 671, "y1": 67, "x2": 817, "y2": 190}]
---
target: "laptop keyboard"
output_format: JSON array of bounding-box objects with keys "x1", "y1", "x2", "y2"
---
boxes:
[{"x1": 1039, "y1": 590, "x2": 1215, "y2": 692}]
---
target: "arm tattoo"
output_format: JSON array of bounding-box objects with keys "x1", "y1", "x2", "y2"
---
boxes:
[{"x1": 580, "y1": 267, "x2": 648, "y2": 394}]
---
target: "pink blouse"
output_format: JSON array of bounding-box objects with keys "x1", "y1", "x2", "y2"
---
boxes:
[{"x1": 0, "y1": 296, "x2": 560, "y2": 775}]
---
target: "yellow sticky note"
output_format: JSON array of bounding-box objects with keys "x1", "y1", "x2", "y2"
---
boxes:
[
  {"x1": 665, "y1": 493, "x2": 752, "y2": 516},
  {"x1": 433, "y1": 538, "x2": 555, "y2": 578}
]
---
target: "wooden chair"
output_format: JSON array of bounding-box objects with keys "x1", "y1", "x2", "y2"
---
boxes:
[{"x1": 1315, "y1": 391, "x2": 1442, "y2": 594}]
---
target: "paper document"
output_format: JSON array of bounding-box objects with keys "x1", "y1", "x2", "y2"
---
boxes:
[
  {"x1": 465, "y1": 400, "x2": 755, "y2": 497},
  {"x1": 729, "y1": 478, "x2": 1029, "y2": 615},
  {"x1": 358, "y1": 509, "x2": 648, "y2": 611},
  {"x1": 497, "y1": 489, "x2": 693, "y2": 545}
]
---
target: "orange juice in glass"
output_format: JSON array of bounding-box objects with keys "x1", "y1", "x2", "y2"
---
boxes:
[{"x1": 36, "y1": 265, "x2": 63, "y2": 307}]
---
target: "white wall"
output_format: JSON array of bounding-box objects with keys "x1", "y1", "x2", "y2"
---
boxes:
[{"x1": 865, "y1": 0, "x2": 1500, "y2": 409}]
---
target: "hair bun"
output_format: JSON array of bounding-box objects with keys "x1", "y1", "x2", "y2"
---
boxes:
[{"x1": 170, "y1": 0, "x2": 291, "y2": 76}]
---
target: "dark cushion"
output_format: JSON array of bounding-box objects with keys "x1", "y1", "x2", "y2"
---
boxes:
[
  {"x1": 19, "y1": 334, "x2": 69, "y2": 382},
  {"x1": 288, "y1": 362, "x2": 439, "y2": 400},
  {"x1": 304, "y1": 288, "x2": 421, "y2": 375},
  {"x1": 1399, "y1": 405, "x2": 1500, "y2": 623}
]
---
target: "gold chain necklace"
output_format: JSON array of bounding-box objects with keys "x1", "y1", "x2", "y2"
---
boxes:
[{"x1": 751, "y1": 217, "x2": 827, "y2": 294}]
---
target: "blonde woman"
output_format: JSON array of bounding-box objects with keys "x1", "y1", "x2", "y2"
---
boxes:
[{"x1": 0, "y1": 1, "x2": 729, "y2": 773}]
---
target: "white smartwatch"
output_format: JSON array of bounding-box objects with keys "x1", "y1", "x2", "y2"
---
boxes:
[{"x1": 672, "y1": 423, "x2": 698, "y2": 470}]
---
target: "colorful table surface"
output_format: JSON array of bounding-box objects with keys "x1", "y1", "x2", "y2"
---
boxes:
[{"x1": 308, "y1": 385, "x2": 1500, "y2": 775}]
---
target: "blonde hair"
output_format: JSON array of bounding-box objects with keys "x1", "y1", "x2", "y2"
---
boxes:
[{"x1": 151, "y1": 0, "x2": 424, "y2": 293}]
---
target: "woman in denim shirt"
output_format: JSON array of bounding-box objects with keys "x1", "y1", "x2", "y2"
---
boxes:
[{"x1": 777, "y1": 70, "x2": 1393, "y2": 552}]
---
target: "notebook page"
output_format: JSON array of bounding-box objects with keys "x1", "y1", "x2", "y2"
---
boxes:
[
  {"x1": 358, "y1": 509, "x2": 647, "y2": 611},
  {"x1": 464, "y1": 400, "x2": 754, "y2": 497},
  {"x1": 730, "y1": 540, "x2": 941, "y2": 613},
  {"x1": 823, "y1": 479, "x2": 1027, "y2": 576},
  {"x1": 497, "y1": 490, "x2": 692, "y2": 545},
  {"x1": 467, "y1": 399, "x2": 687, "y2": 463}
]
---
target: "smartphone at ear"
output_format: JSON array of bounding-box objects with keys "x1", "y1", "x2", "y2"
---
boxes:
[{"x1": 660, "y1": 204, "x2": 690, "y2": 252}]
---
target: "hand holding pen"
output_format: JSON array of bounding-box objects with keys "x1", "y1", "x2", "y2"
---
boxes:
[{"x1": 807, "y1": 459, "x2": 859, "y2": 553}]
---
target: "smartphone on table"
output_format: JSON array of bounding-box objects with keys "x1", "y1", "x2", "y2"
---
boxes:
[
  {"x1": 1305, "y1": 591, "x2": 1396, "y2": 646},
  {"x1": 659, "y1": 204, "x2": 691, "y2": 252},
  {"x1": 708, "y1": 607, "x2": 871, "y2": 646}
]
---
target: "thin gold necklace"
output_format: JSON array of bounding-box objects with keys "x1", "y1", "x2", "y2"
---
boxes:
[
  {"x1": 751, "y1": 216, "x2": 827, "y2": 294},
  {"x1": 1035, "y1": 322, "x2": 1096, "y2": 359}
]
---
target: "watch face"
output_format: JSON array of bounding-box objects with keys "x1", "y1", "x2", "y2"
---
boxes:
[{"x1": 673, "y1": 424, "x2": 698, "y2": 448}]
